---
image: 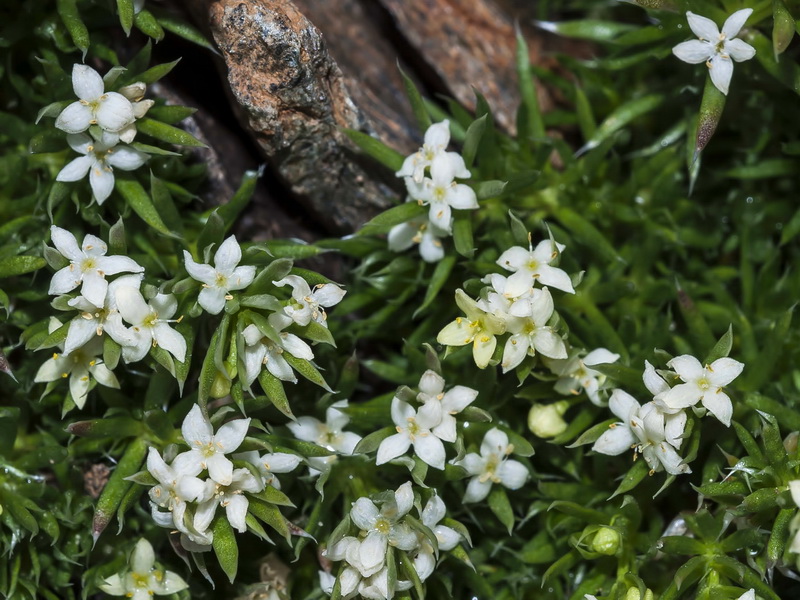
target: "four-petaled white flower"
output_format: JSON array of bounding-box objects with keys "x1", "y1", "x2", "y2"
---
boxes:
[
  {"x1": 235, "y1": 450, "x2": 301, "y2": 490},
  {"x1": 377, "y1": 397, "x2": 446, "y2": 469},
  {"x1": 349, "y1": 482, "x2": 418, "y2": 576},
  {"x1": 34, "y1": 318, "x2": 119, "y2": 408},
  {"x1": 56, "y1": 132, "x2": 148, "y2": 204},
  {"x1": 179, "y1": 404, "x2": 250, "y2": 486},
  {"x1": 406, "y1": 154, "x2": 478, "y2": 234},
  {"x1": 414, "y1": 494, "x2": 462, "y2": 580},
  {"x1": 415, "y1": 370, "x2": 478, "y2": 443},
  {"x1": 592, "y1": 390, "x2": 690, "y2": 476},
  {"x1": 455, "y1": 428, "x2": 529, "y2": 503},
  {"x1": 672, "y1": 10, "x2": 756, "y2": 96},
  {"x1": 63, "y1": 273, "x2": 143, "y2": 354},
  {"x1": 146, "y1": 447, "x2": 208, "y2": 536},
  {"x1": 287, "y1": 400, "x2": 362, "y2": 454},
  {"x1": 501, "y1": 287, "x2": 568, "y2": 372},
  {"x1": 55, "y1": 64, "x2": 135, "y2": 134},
  {"x1": 100, "y1": 538, "x2": 188, "y2": 600},
  {"x1": 193, "y1": 467, "x2": 264, "y2": 534},
  {"x1": 658, "y1": 355, "x2": 744, "y2": 427},
  {"x1": 437, "y1": 289, "x2": 507, "y2": 369},
  {"x1": 48, "y1": 225, "x2": 144, "y2": 307},
  {"x1": 241, "y1": 313, "x2": 314, "y2": 386},
  {"x1": 388, "y1": 215, "x2": 449, "y2": 263},
  {"x1": 273, "y1": 275, "x2": 346, "y2": 327},
  {"x1": 183, "y1": 235, "x2": 256, "y2": 315},
  {"x1": 496, "y1": 239, "x2": 575, "y2": 298},
  {"x1": 111, "y1": 287, "x2": 187, "y2": 363},
  {"x1": 396, "y1": 120, "x2": 469, "y2": 184},
  {"x1": 548, "y1": 348, "x2": 620, "y2": 406}
]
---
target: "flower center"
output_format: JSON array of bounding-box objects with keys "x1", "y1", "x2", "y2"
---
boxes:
[
  {"x1": 143, "y1": 311, "x2": 159, "y2": 328},
  {"x1": 215, "y1": 272, "x2": 228, "y2": 288},
  {"x1": 131, "y1": 572, "x2": 151, "y2": 588},
  {"x1": 81, "y1": 257, "x2": 98, "y2": 272},
  {"x1": 432, "y1": 186, "x2": 447, "y2": 203},
  {"x1": 375, "y1": 517, "x2": 391, "y2": 535},
  {"x1": 697, "y1": 377, "x2": 711, "y2": 391}
]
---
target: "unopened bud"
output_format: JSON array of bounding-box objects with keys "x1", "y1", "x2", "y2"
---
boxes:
[
  {"x1": 210, "y1": 371, "x2": 232, "y2": 399},
  {"x1": 590, "y1": 527, "x2": 620, "y2": 556},
  {"x1": 784, "y1": 431, "x2": 799, "y2": 455},
  {"x1": 528, "y1": 401, "x2": 569, "y2": 438},
  {"x1": 118, "y1": 82, "x2": 146, "y2": 102},
  {"x1": 624, "y1": 589, "x2": 653, "y2": 600}
]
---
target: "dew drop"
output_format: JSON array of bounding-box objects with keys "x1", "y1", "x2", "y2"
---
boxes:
[{"x1": 746, "y1": 196, "x2": 754, "y2": 204}]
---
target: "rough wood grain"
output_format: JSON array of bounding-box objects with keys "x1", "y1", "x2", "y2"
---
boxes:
[
  {"x1": 205, "y1": 0, "x2": 398, "y2": 234},
  {"x1": 378, "y1": 0, "x2": 555, "y2": 135}
]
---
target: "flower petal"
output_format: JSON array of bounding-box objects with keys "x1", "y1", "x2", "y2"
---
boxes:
[
  {"x1": 50, "y1": 226, "x2": 82, "y2": 261},
  {"x1": 413, "y1": 434, "x2": 446, "y2": 469},
  {"x1": 215, "y1": 418, "x2": 250, "y2": 453},
  {"x1": 225, "y1": 494, "x2": 249, "y2": 532},
  {"x1": 672, "y1": 40, "x2": 715, "y2": 64},
  {"x1": 701, "y1": 390, "x2": 733, "y2": 426},
  {"x1": 707, "y1": 357, "x2": 744, "y2": 387},
  {"x1": 464, "y1": 477, "x2": 492, "y2": 503},
  {"x1": 592, "y1": 426, "x2": 636, "y2": 456},
  {"x1": 351, "y1": 498, "x2": 380, "y2": 531},
  {"x1": 709, "y1": 55, "x2": 734, "y2": 95},
  {"x1": 375, "y1": 433, "x2": 411, "y2": 465},
  {"x1": 498, "y1": 459, "x2": 528, "y2": 489},
  {"x1": 131, "y1": 538, "x2": 155, "y2": 573},
  {"x1": 49, "y1": 266, "x2": 81, "y2": 295},
  {"x1": 153, "y1": 323, "x2": 187, "y2": 363},
  {"x1": 95, "y1": 92, "x2": 135, "y2": 132},
  {"x1": 726, "y1": 38, "x2": 756, "y2": 62},
  {"x1": 214, "y1": 235, "x2": 243, "y2": 274},
  {"x1": 56, "y1": 155, "x2": 93, "y2": 182},
  {"x1": 105, "y1": 145, "x2": 148, "y2": 170},
  {"x1": 198, "y1": 286, "x2": 227, "y2": 315},
  {"x1": 721, "y1": 8, "x2": 752, "y2": 39},
  {"x1": 686, "y1": 11, "x2": 720, "y2": 41},
  {"x1": 89, "y1": 163, "x2": 115, "y2": 204},
  {"x1": 182, "y1": 405, "x2": 213, "y2": 446}
]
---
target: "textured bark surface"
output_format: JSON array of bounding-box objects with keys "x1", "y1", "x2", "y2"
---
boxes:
[
  {"x1": 178, "y1": 0, "x2": 586, "y2": 235},
  {"x1": 206, "y1": 0, "x2": 397, "y2": 234}
]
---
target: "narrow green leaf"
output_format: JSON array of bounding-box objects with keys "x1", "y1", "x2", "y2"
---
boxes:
[
  {"x1": 414, "y1": 255, "x2": 456, "y2": 318},
  {"x1": 461, "y1": 115, "x2": 487, "y2": 169},
  {"x1": 357, "y1": 202, "x2": 426, "y2": 237},
  {"x1": 609, "y1": 459, "x2": 649, "y2": 498},
  {"x1": 580, "y1": 94, "x2": 664, "y2": 153},
  {"x1": 535, "y1": 19, "x2": 635, "y2": 42},
  {"x1": 115, "y1": 178, "x2": 175, "y2": 236},
  {"x1": 145, "y1": 105, "x2": 197, "y2": 125},
  {"x1": 452, "y1": 212, "x2": 474, "y2": 259},
  {"x1": 218, "y1": 168, "x2": 261, "y2": 229},
  {"x1": 137, "y1": 117, "x2": 205, "y2": 147},
  {"x1": 399, "y1": 67, "x2": 431, "y2": 131},
  {"x1": 257, "y1": 371, "x2": 294, "y2": 419},
  {"x1": 342, "y1": 129, "x2": 404, "y2": 171},
  {"x1": 212, "y1": 517, "x2": 238, "y2": 583},
  {"x1": 488, "y1": 487, "x2": 515, "y2": 534},
  {"x1": 117, "y1": 0, "x2": 134, "y2": 35},
  {"x1": 0, "y1": 256, "x2": 46, "y2": 278},
  {"x1": 515, "y1": 25, "x2": 545, "y2": 140},
  {"x1": 155, "y1": 12, "x2": 217, "y2": 51},
  {"x1": 134, "y1": 9, "x2": 165, "y2": 41},
  {"x1": 703, "y1": 325, "x2": 733, "y2": 364},
  {"x1": 56, "y1": 0, "x2": 89, "y2": 57},
  {"x1": 353, "y1": 427, "x2": 395, "y2": 454}
]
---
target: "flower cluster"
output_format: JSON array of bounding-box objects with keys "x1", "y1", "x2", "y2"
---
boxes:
[
  {"x1": 593, "y1": 355, "x2": 744, "y2": 475},
  {"x1": 376, "y1": 370, "x2": 478, "y2": 469},
  {"x1": 54, "y1": 65, "x2": 153, "y2": 203},
  {"x1": 144, "y1": 405, "x2": 302, "y2": 550},
  {"x1": 437, "y1": 236, "x2": 573, "y2": 369},
  {"x1": 99, "y1": 538, "x2": 188, "y2": 600},
  {"x1": 390, "y1": 120, "x2": 478, "y2": 262},
  {"x1": 37, "y1": 226, "x2": 188, "y2": 407},
  {"x1": 320, "y1": 482, "x2": 464, "y2": 600}
]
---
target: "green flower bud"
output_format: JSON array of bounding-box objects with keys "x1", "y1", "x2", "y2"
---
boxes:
[
  {"x1": 210, "y1": 371, "x2": 232, "y2": 399},
  {"x1": 528, "y1": 401, "x2": 569, "y2": 438},
  {"x1": 590, "y1": 526, "x2": 620, "y2": 556}
]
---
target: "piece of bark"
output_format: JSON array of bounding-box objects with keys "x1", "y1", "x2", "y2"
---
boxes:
[
  {"x1": 378, "y1": 0, "x2": 555, "y2": 135},
  {"x1": 205, "y1": 0, "x2": 398, "y2": 234}
]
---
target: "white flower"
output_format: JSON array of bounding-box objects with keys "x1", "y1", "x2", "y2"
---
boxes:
[
  {"x1": 56, "y1": 132, "x2": 148, "y2": 205},
  {"x1": 287, "y1": 400, "x2": 361, "y2": 454},
  {"x1": 241, "y1": 314, "x2": 314, "y2": 386},
  {"x1": 396, "y1": 120, "x2": 469, "y2": 183},
  {"x1": 179, "y1": 404, "x2": 250, "y2": 486},
  {"x1": 235, "y1": 450, "x2": 301, "y2": 490},
  {"x1": 436, "y1": 289, "x2": 507, "y2": 369},
  {"x1": 415, "y1": 370, "x2": 478, "y2": 443},
  {"x1": 55, "y1": 64, "x2": 135, "y2": 134},
  {"x1": 111, "y1": 287, "x2": 186, "y2": 363},
  {"x1": 99, "y1": 539, "x2": 188, "y2": 600},
  {"x1": 413, "y1": 494, "x2": 462, "y2": 581},
  {"x1": 455, "y1": 428, "x2": 529, "y2": 503},
  {"x1": 658, "y1": 355, "x2": 744, "y2": 427},
  {"x1": 34, "y1": 318, "x2": 119, "y2": 408},
  {"x1": 592, "y1": 390, "x2": 690, "y2": 476},
  {"x1": 501, "y1": 287, "x2": 567, "y2": 372},
  {"x1": 672, "y1": 10, "x2": 756, "y2": 95},
  {"x1": 735, "y1": 591, "x2": 756, "y2": 600},
  {"x1": 376, "y1": 396, "x2": 446, "y2": 469},
  {"x1": 183, "y1": 235, "x2": 256, "y2": 315},
  {"x1": 496, "y1": 239, "x2": 575, "y2": 297},
  {"x1": 48, "y1": 225, "x2": 144, "y2": 307},
  {"x1": 273, "y1": 275, "x2": 346, "y2": 327},
  {"x1": 63, "y1": 273, "x2": 143, "y2": 354},
  {"x1": 388, "y1": 215, "x2": 449, "y2": 263},
  {"x1": 405, "y1": 153, "x2": 478, "y2": 233},
  {"x1": 549, "y1": 348, "x2": 620, "y2": 406},
  {"x1": 146, "y1": 448, "x2": 208, "y2": 535},
  {"x1": 349, "y1": 482, "x2": 418, "y2": 577},
  {"x1": 194, "y1": 467, "x2": 264, "y2": 534}
]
